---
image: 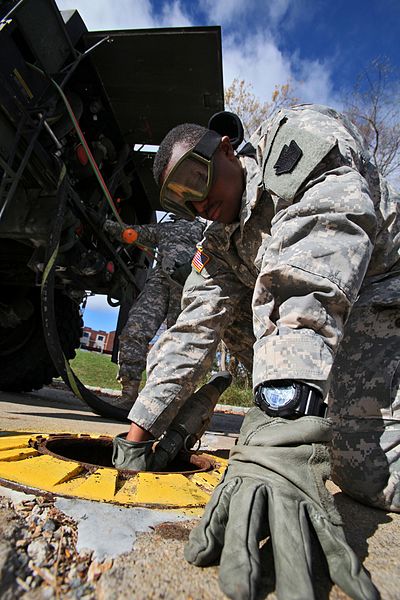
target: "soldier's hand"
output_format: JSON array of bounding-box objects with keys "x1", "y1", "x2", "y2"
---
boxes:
[
  {"x1": 103, "y1": 218, "x2": 123, "y2": 240},
  {"x1": 103, "y1": 219, "x2": 138, "y2": 245},
  {"x1": 112, "y1": 434, "x2": 166, "y2": 471},
  {"x1": 112, "y1": 373, "x2": 232, "y2": 472},
  {"x1": 184, "y1": 408, "x2": 379, "y2": 600}
]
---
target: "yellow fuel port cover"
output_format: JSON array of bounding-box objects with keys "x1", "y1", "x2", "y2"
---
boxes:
[{"x1": 0, "y1": 433, "x2": 227, "y2": 514}]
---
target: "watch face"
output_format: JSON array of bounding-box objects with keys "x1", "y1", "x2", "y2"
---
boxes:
[{"x1": 264, "y1": 384, "x2": 295, "y2": 409}]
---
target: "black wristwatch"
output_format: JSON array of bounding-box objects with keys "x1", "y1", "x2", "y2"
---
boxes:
[{"x1": 254, "y1": 380, "x2": 327, "y2": 418}]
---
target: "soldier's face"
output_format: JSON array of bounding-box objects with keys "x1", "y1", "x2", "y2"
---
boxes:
[{"x1": 165, "y1": 137, "x2": 244, "y2": 224}]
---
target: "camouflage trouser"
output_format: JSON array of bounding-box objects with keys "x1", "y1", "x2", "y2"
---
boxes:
[
  {"x1": 329, "y1": 274, "x2": 400, "y2": 512},
  {"x1": 118, "y1": 267, "x2": 182, "y2": 381}
]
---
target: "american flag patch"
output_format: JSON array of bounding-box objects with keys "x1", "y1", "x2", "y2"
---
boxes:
[{"x1": 192, "y1": 246, "x2": 210, "y2": 273}]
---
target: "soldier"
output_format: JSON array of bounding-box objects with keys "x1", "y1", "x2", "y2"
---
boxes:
[
  {"x1": 113, "y1": 104, "x2": 399, "y2": 599},
  {"x1": 105, "y1": 216, "x2": 205, "y2": 409}
]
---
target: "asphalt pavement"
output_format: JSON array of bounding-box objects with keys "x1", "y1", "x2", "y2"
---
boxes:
[{"x1": 0, "y1": 384, "x2": 399, "y2": 599}]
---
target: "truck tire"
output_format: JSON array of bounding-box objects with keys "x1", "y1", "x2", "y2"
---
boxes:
[{"x1": 0, "y1": 290, "x2": 82, "y2": 392}]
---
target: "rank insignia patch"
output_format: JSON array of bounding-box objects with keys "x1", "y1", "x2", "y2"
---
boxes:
[
  {"x1": 273, "y1": 140, "x2": 303, "y2": 175},
  {"x1": 192, "y1": 246, "x2": 210, "y2": 273}
]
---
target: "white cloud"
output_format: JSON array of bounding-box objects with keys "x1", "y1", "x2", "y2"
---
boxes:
[
  {"x1": 267, "y1": 0, "x2": 292, "y2": 27},
  {"x1": 202, "y1": 0, "x2": 293, "y2": 29},
  {"x1": 203, "y1": 1, "x2": 336, "y2": 109},
  {"x1": 202, "y1": 0, "x2": 250, "y2": 26},
  {"x1": 293, "y1": 56, "x2": 337, "y2": 106},
  {"x1": 84, "y1": 294, "x2": 115, "y2": 311},
  {"x1": 157, "y1": 0, "x2": 193, "y2": 27},
  {"x1": 56, "y1": 0, "x2": 156, "y2": 30},
  {"x1": 56, "y1": 0, "x2": 191, "y2": 30},
  {"x1": 223, "y1": 31, "x2": 336, "y2": 107},
  {"x1": 222, "y1": 31, "x2": 292, "y2": 101}
]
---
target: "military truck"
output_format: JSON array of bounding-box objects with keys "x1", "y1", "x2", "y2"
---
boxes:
[{"x1": 0, "y1": 0, "x2": 224, "y2": 418}]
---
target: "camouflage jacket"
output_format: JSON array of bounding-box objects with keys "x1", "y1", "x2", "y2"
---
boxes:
[
  {"x1": 105, "y1": 217, "x2": 205, "y2": 275},
  {"x1": 132, "y1": 218, "x2": 205, "y2": 275},
  {"x1": 130, "y1": 104, "x2": 400, "y2": 437}
]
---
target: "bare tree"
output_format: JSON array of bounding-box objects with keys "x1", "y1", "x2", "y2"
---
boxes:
[
  {"x1": 224, "y1": 78, "x2": 298, "y2": 138},
  {"x1": 217, "y1": 340, "x2": 227, "y2": 371},
  {"x1": 343, "y1": 59, "x2": 400, "y2": 181}
]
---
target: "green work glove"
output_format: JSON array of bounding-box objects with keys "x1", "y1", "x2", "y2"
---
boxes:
[
  {"x1": 184, "y1": 407, "x2": 379, "y2": 600},
  {"x1": 112, "y1": 434, "x2": 159, "y2": 471},
  {"x1": 112, "y1": 372, "x2": 232, "y2": 472}
]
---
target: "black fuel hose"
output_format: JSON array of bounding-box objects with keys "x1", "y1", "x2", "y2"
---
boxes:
[{"x1": 40, "y1": 164, "x2": 129, "y2": 422}]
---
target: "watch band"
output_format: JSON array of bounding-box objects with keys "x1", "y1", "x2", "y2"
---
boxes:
[
  {"x1": 254, "y1": 381, "x2": 327, "y2": 418},
  {"x1": 296, "y1": 385, "x2": 327, "y2": 417}
]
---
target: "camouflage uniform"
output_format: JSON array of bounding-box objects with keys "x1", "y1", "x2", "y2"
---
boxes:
[
  {"x1": 128, "y1": 104, "x2": 400, "y2": 511},
  {"x1": 118, "y1": 217, "x2": 205, "y2": 383}
]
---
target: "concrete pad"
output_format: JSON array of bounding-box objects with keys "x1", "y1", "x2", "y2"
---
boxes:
[
  {"x1": 96, "y1": 519, "x2": 226, "y2": 600},
  {"x1": 96, "y1": 502, "x2": 400, "y2": 600},
  {"x1": 0, "y1": 485, "x2": 190, "y2": 562},
  {"x1": 0, "y1": 386, "x2": 132, "y2": 436},
  {"x1": 55, "y1": 497, "x2": 190, "y2": 562}
]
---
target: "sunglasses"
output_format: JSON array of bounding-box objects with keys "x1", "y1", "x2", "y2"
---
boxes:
[{"x1": 160, "y1": 130, "x2": 221, "y2": 220}]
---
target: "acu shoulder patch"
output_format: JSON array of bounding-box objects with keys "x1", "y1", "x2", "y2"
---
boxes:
[
  {"x1": 273, "y1": 140, "x2": 303, "y2": 175},
  {"x1": 263, "y1": 121, "x2": 336, "y2": 202}
]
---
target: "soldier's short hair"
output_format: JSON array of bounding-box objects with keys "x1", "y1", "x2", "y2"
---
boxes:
[{"x1": 153, "y1": 123, "x2": 208, "y2": 186}]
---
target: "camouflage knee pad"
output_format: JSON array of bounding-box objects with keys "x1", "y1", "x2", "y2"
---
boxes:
[{"x1": 329, "y1": 295, "x2": 400, "y2": 512}]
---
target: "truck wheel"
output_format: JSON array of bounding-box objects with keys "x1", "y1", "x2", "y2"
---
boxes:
[{"x1": 0, "y1": 290, "x2": 82, "y2": 392}]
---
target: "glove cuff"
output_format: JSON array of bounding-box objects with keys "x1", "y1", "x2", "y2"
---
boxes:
[
  {"x1": 112, "y1": 433, "x2": 156, "y2": 471},
  {"x1": 239, "y1": 407, "x2": 332, "y2": 447}
]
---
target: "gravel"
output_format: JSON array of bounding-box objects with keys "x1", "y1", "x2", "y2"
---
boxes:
[{"x1": 0, "y1": 495, "x2": 112, "y2": 599}]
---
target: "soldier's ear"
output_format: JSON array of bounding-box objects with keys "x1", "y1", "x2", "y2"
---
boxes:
[
  {"x1": 220, "y1": 136, "x2": 235, "y2": 160},
  {"x1": 208, "y1": 111, "x2": 244, "y2": 149}
]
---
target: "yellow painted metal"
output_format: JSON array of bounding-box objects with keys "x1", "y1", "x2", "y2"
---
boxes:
[
  {"x1": 0, "y1": 435, "x2": 34, "y2": 451},
  {"x1": 65, "y1": 468, "x2": 119, "y2": 502},
  {"x1": 0, "y1": 433, "x2": 227, "y2": 511},
  {"x1": 0, "y1": 447, "x2": 40, "y2": 461},
  {"x1": 115, "y1": 472, "x2": 211, "y2": 508},
  {"x1": 190, "y1": 469, "x2": 226, "y2": 492}
]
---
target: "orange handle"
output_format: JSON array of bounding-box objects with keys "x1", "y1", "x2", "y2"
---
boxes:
[{"x1": 122, "y1": 228, "x2": 138, "y2": 244}]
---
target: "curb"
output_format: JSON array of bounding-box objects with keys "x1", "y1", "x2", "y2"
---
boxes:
[{"x1": 83, "y1": 385, "x2": 250, "y2": 416}]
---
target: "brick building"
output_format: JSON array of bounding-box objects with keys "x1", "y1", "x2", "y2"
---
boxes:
[{"x1": 80, "y1": 327, "x2": 115, "y2": 354}]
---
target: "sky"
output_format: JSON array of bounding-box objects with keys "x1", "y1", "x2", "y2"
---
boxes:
[{"x1": 54, "y1": 0, "x2": 400, "y2": 332}]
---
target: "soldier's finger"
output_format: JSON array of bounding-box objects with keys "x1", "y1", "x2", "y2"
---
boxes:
[
  {"x1": 184, "y1": 477, "x2": 239, "y2": 566},
  {"x1": 308, "y1": 505, "x2": 379, "y2": 600},
  {"x1": 268, "y1": 496, "x2": 316, "y2": 600},
  {"x1": 219, "y1": 480, "x2": 269, "y2": 600}
]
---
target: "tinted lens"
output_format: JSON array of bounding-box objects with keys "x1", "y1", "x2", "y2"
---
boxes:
[
  {"x1": 160, "y1": 153, "x2": 212, "y2": 218},
  {"x1": 161, "y1": 195, "x2": 197, "y2": 219}
]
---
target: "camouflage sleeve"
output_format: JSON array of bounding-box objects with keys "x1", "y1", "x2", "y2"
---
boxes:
[
  {"x1": 103, "y1": 220, "x2": 159, "y2": 247},
  {"x1": 156, "y1": 218, "x2": 206, "y2": 274},
  {"x1": 157, "y1": 218, "x2": 205, "y2": 250},
  {"x1": 132, "y1": 224, "x2": 159, "y2": 248},
  {"x1": 127, "y1": 257, "x2": 247, "y2": 437},
  {"x1": 253, "y1": 107, "x2": 378, "y2": 396},
  {"x1": 191, "y1": 217, "x2": 207, "y2": 242}
]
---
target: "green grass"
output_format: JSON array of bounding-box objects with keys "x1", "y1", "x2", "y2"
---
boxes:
[
  {"x1": 219, "y1": 384, "x2": 253, "y2": 407},
  {"x1": 70, "y1": 349, "x2": 121, "y2": 390},
  {"x1": 69, "y1": 349, "x2": 252, "y2": 407}
]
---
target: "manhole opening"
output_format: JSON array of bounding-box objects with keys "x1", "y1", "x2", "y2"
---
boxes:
[{"x1": 36, "y1": 436, "x2": 213, "y2": 473}]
